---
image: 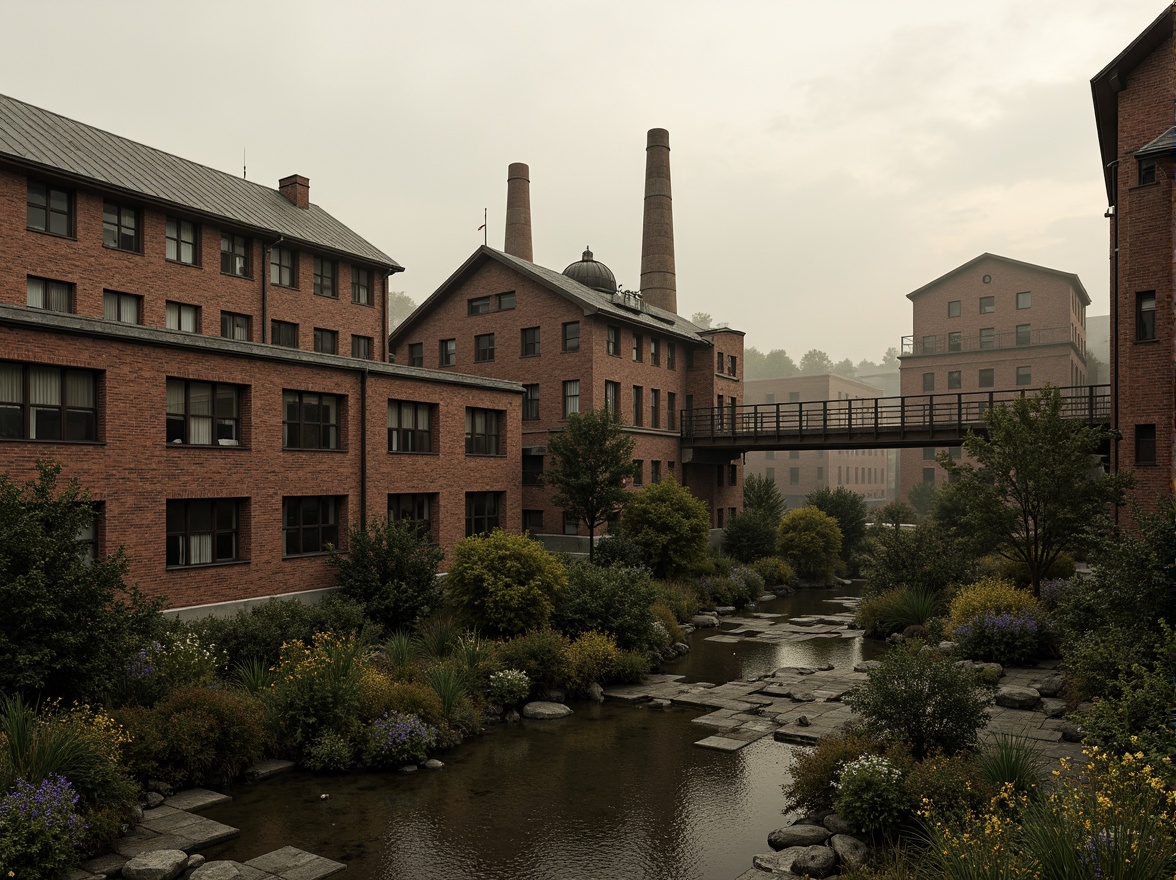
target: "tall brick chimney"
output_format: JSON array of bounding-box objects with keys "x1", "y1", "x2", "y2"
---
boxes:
[
  {"x1": 279, "y1": 174, "x2": 310, "y2": 209},
  {"x1": 504, "y1": 162, "x2": 533, "y2": 260},
  {"x1": 639, "y1": 128, "x2": 676, "y2": 313}
]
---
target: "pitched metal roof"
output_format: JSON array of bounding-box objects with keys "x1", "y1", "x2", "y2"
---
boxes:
[
  {"x1": 1135, "y1": 125, "x2": 1176, "y2": 158},
  {"x1": 906, "y1": 252, "x2": 1091, "y2": 306},
  {"x1": 0, "y1": 93, "x2": 401, "y2": 270}
]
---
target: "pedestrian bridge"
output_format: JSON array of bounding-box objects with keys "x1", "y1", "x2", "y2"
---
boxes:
[{"x1": 681, "y1": 385, "x2": 1111, "y2": 453}]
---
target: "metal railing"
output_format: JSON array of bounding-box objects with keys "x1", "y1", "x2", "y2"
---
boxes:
[{"x1": 901, "y1": 326, "x2": 1079, "y2": 356}]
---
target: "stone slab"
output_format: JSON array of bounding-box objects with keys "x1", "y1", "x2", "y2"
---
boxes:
[
  {"x1": 694, "y1": 735, "x2": 751, "y2": 752},
  {"x1": 601, "y1": 684, "x2": 654, "y2": 702},
  {"x1": 164, "y1": 788, "x2": 232, "y2": 813},
  {"x1": 80, "y1": 853, "x2": 127, "y2": 876},
  {"x1": 691, "y1": 713, "x2": 743, "y2": 729},
  {"x1": 60, "y1": 870, "x2": 102, "y2": 880},
  {"x1": 248, "y1": 759, "x2": 296, "y2": 780},
  {"x1": 245, "y1": 846, "x2": 346, "y2": 880},
  {"x1": 116, "y1": 831, "x2": 193, "y2": 859},
  {"x1": 704, "y1": 634, "x2": 742, "y2": 643}
]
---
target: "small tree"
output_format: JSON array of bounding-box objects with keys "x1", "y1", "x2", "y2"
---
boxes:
[
  {"x1": 620, "y1": 476, "x2": 710, "y2": 579},
  {"x1": 328, "y1": 517, "x2": 444, "y2": 631},
  {"x1": 446, "y1": 530, "x2": 567, "y2": 638},
  {"x1": 940, "y1": 385, "x2": 1129, "y2": 595},
  {"x1": 543, "y1": 408, "x2": 637, "y2": 561},
  {"x1": 776, "y1": 506, "x2": 842, "y2": 583},
  {"x1": 722, "y1": 509, "x2": 779, "y2": 563},
  {"x1": 907, "y1": 480, "x2": 938, "y2": 519},
  {"x1": 387, "y1": 290, "x2": 417, "y2": 328},
  {"x1": 806, "y1": 486, "x2": 867, "y2": 563},
  {"x1": 743, "y1": 474, "x2": 785, "y2": 521}
]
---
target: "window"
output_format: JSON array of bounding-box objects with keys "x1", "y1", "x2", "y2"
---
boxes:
[
  {"x1": 789, "y1": 450, "x2": 800, "y2": 460},
  {"x1": 439, "y1": 339, "x2": 456, "y2": 366},
  {"x1": 667, "y1": 342, "x2": 676, "y2": 370},
  {"x1": 979, "y1": 328, "x2": 995, "y2": 350},
  {"x1": 667, "y1": 461, "x2": 675, "y2": 477},
  {"x1": 667, "y1": 392, "x2": 676, "y2": 430},
  {"x1": 789, "y1": 467, "x2": 800, "y2": 486},
  {"x1": 77, "y1": 504, "x2": 100, "y2": 565},
  {"x1": 467, "y1": 293, "x2": 514, "y2": 315},
  {"x1": 728, "y1": 355, "x2": 737, "y2": 376},
  {"x1": 313, "y1": 257, "x2": 336, "y2": 297},
  {"x1": 0, "y1": 362, "x2": 97, "y2": 442},
  {"x1": 604, "y1": 381, "x2": 620, "y2": 415},
  {"x1": 686, "y1": 349, "x2": 694, "y2": 369},
  {"x1": 523, "y1": 384, "x2": 540, "y2": 421},
  {"x1": 389, "y1": 493, "x2": 435, "y2": 537},
  {"x1": 922, "y1": 335, "x2": 937, "y2": 354},
  {"x1": 522, "y1": 510, "x2": 544, "y2": 533},
  {"x1": 948, "y1": 331, "x2": 962, "y2": 352},
  {"x1": 1139, "y1": 159, "x2": 1157, "y2": 186},
  {"x1": 102, "y1": 200, "x2": 140, "y2": 251},
  {"x1": 978, "y1": 368, "x2": 994, "y2": 388},
  {"x1": 632, "y1": 333, "x2": 643, "y2": 362},
  {"x1": 651, "y1": 460, "x2": 661, "y2": 482},
  {"x1": 562, "y1": 322, "x2": 580, "y2": 352},
  {"x1": 166, "y1": 301, "x2": 200, "y2": 333},
  {"x1": 948, "y1": 370, "x2": 961, "y2": 390},
  {"x1": 351, "y1": 336, "x2": 371, "y2": 359},
  {"x1": 729, "y1": 463, "x2": 737, "y2": 485},
  {"x1": 633, "y1": 460, "x2": 645, "y2": 486},
  {"x1": 1016, "y1": 324, "x2": 1031, "y2": 346},
  {"x1": 26, "y1": 277, "x2": 73, "y2": 313},
  {"x1": 650, "y1": 339, "x2": 660, "y2": 366},
  {"x1": 465, "y1": 407, "x2": 503, "y2": 455},
  {"x1": 922, "y1": 372, "x2": 935, "y2": 392},
  {"x1": 607, "y1": 325, "x2": 620, "y2": 356},
  {"x1": 468, "y1": 296, "x2": 490, "y2": 316},
  {"x1": 351, "y1": 268, "x2": 371, "y2": 305},
  {"x1": 947, "y1": 300, "x2": 961, "y2": 318},
  {"x1": 979, "y1": 296, "x2": 994, "y2": 314},
  {"x1": 1016, "y1": 366, "x2": 1031, "y2": 386},
  {"x1": 221, "y1": 312, "x2": 251, "y2": 341},
  {"x1": 563, "y1": 512, "x2": 578, "y2": 535},
  {"x1": 221, "y1": 233, "x2": 251, "y2": 277},
  {"x1": 475, "y1": 333, "x2": 495, "y2": 363},
  {"x1": 562, "y1": 380, "x2": 580, "y2": 418},
  {"x1": 270, "y1": 246, "x2": 297, "y2": 288},
  {"x1": 166, "y1": 379, "x2": 240, "y2": 446},
  {"x1": 27, "y1": 181, "x2": 73, "y2": 236},
  {"x1": 496, "y1": 292, "x2": 515, "y2": 310},
  {"x1": 788, "y1": 391, "x2": 801, "y2": 403},
  {"x1": 632, "y1": 385, "x2": 643, "y2": 427},
  {"x1": 716, "y1": 350, "x2": 724, "y2": 373},
  {"x1": 313, "y1": 328, "x2": 338, "y2": 355},
  {"x1": 923, "y1": 446, "x2": 937, "y2": 460},
  {"x1": 387, "y1": 399, "x2": 433, "y2": 452},
  {"x1": 408, "y1": 342, "x2": 424, "y2": 367},
  {"x1": 650, "y1": 389, "x2": 661, "y2": 428},
  {"x1": 272, "y1": 320, "x2": 298, "y2": 348},
  {"x1": 521, "y1": 327, "x2": 540, "y2": 357},
  {"x1": 716, "y1": 509, "x2": 724, "y2": 528},
  {"x1": 1137, "y1": 292, "x2": 1156, "y2": 341},
  {"x1": 1135, "y1": 425, "x2": 1157, "y2": 465},
  {"x1": 465, "y1": 492, "x2": 501, "y2": 536},
  {"x1": 283, "y1": 391, "x2": 340, "y2": 450},
  {"x1": 103, "y1": 290, "x2": 141, "y2": 324},
  {"x1": 166, "y1": 499, "x2": 240, "y2": 566},
  {"x1": 523, "y1": 453, "x2": 543, "y2": 486},
  {"x1": 948, "y1": 446, "x2": 962, "y2": 461},
  {"x1": 283, "y1": 496, "x2": 339, "y2": 556},
  {"x1": 1016, "y1": 291, "x2": 1031, "y2": 310}
]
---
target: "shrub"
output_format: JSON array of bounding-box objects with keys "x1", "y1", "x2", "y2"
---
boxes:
[
  {"x1": 423, "y1": 663, "x2": 471, "y2": 721},
  {"x1": 1075, "y1": 660, "x2": 1176, "y2": 766},
  {"x1": 591, "y1": 533, "x2": 648, "y2": 569},
  {"x1": 654, "y1": 581, "x2": 701, "y2": 622},
  {"x1": 116, "y1": 630, "x2": 226, "y2": 706},
  {"x1": 361, "y1": 712, "x2": 437, "y2": 769},
  {"x1": 806, "y1": 486, "x2": 869, "y2": 566},
  {"x1": 379, "y1": 631, "x2": 418, "y2": 682},
  {"x1": 750, "y1": 556, "x2": 795, "y2": 590},
  {"x1": 743, "y1": 474, "x2": 785, "y2": 520},
  {"x1": 414, "y1": 612, "x2": 462, "y2": 663},
  {"x1": 619, "y1": 477, "x2": 711, "y2": 579},
  {"x1": 329, "y1": 517, "x2": 444, "y2": 631},
  {"x1": 784, "y1": 730, "x2": 881, "y2": 813},
  {"x1": 552, "y1": 561, "x2": 658, "y2": 650},
  {"x1": 446, "y1": 530, "x2": 567, "y2": 638},
  {"x1": 650, "y1": 602, "x2": 685, "y2": 645},
  {"x1": 729, "y1": 566, "x2": 767, "y2": 602},
  {"x1": 487, "y1": 669, "x2": 531, "y2": 707},
  {"x1": 0, "y1": 775, "x2": 87, "y2": 879},
  {"x1": 861, "y1": 522, "x2": 973, "y2": 597},
  {"x1": 995, "y1": 552, "x2": 1076, "y2": 588},
  {"x1": 905, "y1": 751, "x2": 990, "y2": 819},
  {"x1": 303, "y1": 731, "x2": 354, "y2": 773},
  {"x1": 873, "y1": 500, "x2": 917, "y2": 526},
  {"x1": 357, "y1": 665, "x2": 400, "y2": 721},
  {"x1": 265, "y1": 632, "x2": 364, "y2": 755},
  {"x1": 381, "y1": 682, "x2": 445, "y2": 729},
  {"x1": 451, "y1": 632, "x2": 497, "y2": 686},
  {"x1": 855, "y1": 587, "x2": 945, "y2": 639},
  {"x1": 612, "y1": 649, "x2": 651, "y2": 683},
  {"x1": 776, "y1": 506, "x2": 842, "y2": 583},
  {"x1": 722, "y1": 509, "x2": 779, "y2": 564},
  {"x1": 833, "y1": 754, "x2": 911, "y2": 836},
  {"x1": 1061, "y1": 625, "x2": 1161, "y2": 704},
  {"x1": 844, "y1": 642, "x2": 993, "y2": 759},
  {"x1": 948, "y1": 578, "x2": 1045, "y2": 666},
  {"x1": 566, "y1": 632, "x2": 621, "y2": 693},
  {"x1": 497, "y1": 628, "x2": 571, "y2": 696}
]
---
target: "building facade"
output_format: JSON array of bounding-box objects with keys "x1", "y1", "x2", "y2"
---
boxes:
[
  {"x1": 1092, "y1": 5, "x2": 1175, "y2": 512},
  {"x1": 897, "y1": 253, "x2": 1090, "y2": 501},
  {"x1": 0, "y1": 93, "x2": 522, "y2": 611}
]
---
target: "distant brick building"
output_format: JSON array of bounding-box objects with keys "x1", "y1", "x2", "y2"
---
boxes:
[
  {"x1": 1092, "y1": 5, "x2": 1175, "y2": 511},
  {"x1": 897, "y1": 253, "x2": 1089, "y2": 501},
  {"x1": 0, "y1": 94, "x2": 521, "y2": 612},
  {"x1": 743, "y1": 375, "x2": 891, "y2": 510}
]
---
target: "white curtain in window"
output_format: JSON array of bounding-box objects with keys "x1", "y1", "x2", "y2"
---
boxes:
[
  {"x1": 0, "y1": 364, "x2": 21, "y2": 403},
  {"x1": 166, "y1": 380, "x2": 185, "y2": 415},
  {"x1": 188, "y1": 383, "x2": 212, "y2": 444},
  {"x1": 29, "y1": 367, "x2": 60, "y2": 405},
  {"x1": 65, "y1": 371, "x2": 93, "y2": 407},
  {"x1": 26, "y1": 278, "x2": 44, "y2": 308},
  {"x1": 103, "y1": 293, "x2": 118, "y2": 321},
  {"x1": 188, "y1": 534, "x2": 212, "y2": 565}
]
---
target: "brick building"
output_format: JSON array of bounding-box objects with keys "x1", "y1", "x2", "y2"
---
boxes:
[
  {"x1": 390, "y1": 131, "x2": 745, "y2": 535},
  {"x1": 897, "y1": 253, "x2": 1090, "y2": 501},
  {"x1": 0, "y1": 93, "x2": 522, "y2": 611},
  {"x1": 743, "y1": 375, "x2": 891, "y2": 510},
  {"x1": 1092, "y1": 5, "x2": 1175, "y2": 511}
]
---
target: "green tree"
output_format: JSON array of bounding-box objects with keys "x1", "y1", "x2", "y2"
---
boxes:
[
  {"x1": 745, "y1": 347, "x2": 798, "y2": 379},
  {"x1": 543, "y1": 408, "x2": 638, "y2": 561},
  {"x1": 776, "y1": 506, "x2": 842, "y2": 583},
  {"x1": 939, "y1": 385, "x2": 1129, "y2": 595},
  {"x1": 806, "y1": 486, "x2": 868, "y2": 563},
  {"x1": 831, "y1": 358, "x2": 857, "y2": 378},
  {"x1": 722, "y1": 510, "x2": 779, "y2": 563},
  {"x1": 446, "y1": 530, "x2": 567, "y2": 637},
  {"x1": 388, "y1": 290, "x2": 417, "y2": 328},
  {"x1": 798, "y1": 349, "x2": 834, "y2": 375},
  {"x1": 743, "y1": 473, "x2": 785, "y2": 520},
  {"x1": 620, "y1": 476, "x2": 710, "y2": 579},
  {"x1": 328, "y1": 517, "x2": 444, "y2": 631},
  {"x1": 907, "y1": 479, "x2": 938, "y2": 519},
  {"x1": 691, "y1": 312, "x2": 713, "y2": 329},
  {"x1": 0, "y1": 462, "x2": 162, "y2": 701}
]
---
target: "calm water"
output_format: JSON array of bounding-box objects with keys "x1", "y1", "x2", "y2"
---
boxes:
[{"x1": 203, "y1": 588, "x2": 876, "y2": 880}]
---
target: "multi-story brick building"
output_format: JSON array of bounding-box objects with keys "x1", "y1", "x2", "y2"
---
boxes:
[
  {"x1": 743, "y1": 375, "x2": 891, "y2": 510},
  {"x1": 897, "y1": 253, "x2": 1090, "y2": 501},
  {"x1": 390, "y1": 131, "x2": 745, "y2": 535},
  {"x1": 1092, "y1": 5, "x2": 1175, "y2": 512},
  {"x1": 0, "y1": 93, "x2": 522, "y2": 611}
]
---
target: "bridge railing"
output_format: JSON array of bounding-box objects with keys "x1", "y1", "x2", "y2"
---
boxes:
[{"x1": 681, "y1": 385, "x2": 1111, "y2": 444}]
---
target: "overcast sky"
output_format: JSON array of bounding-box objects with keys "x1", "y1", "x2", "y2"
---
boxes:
[{"x1": 2, "y1": 1, "x2": 1164, "y2": 363}]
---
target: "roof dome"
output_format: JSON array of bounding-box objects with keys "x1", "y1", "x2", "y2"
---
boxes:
[{"x1": 563, "y1": 247, "x2": 617, "y2": 294}]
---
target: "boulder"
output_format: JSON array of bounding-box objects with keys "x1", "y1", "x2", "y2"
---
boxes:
[
  {"x1": 823, "y1": 813, "x2": 853, "y2": 836},
  {"x1": 995, "y1": 686, "x2": 1040, "y2": 710},
  {"x1": 648, "y1": 698, "x2": 671, "y2": 710},
  {"x1": 523, "y1": 701, "x2": 573, "y2": 720},
  {"x1": 187, "y1": 854, "x2": 207, "y2": 869},
  {"x1": 938, "y1": 640, "x2": 958, "y2": 652},
  {"x1": 673, "y1": 642, "x2": 690, "y2": 655},
  {"x1": 830, "y1": 834, "x2": 869, "y2": 869},
  {"x1": 1059, "y1": 720, "x2": 1084, "y2": 742},
  {"x1": 853, "y1": 660, "x2": 881, "y2": 673},
  {"x1": 1040, "y1": 698, "x2": 1068, "y2": 718},
  {"x1": 1032, "y1": 675, "x2": 1065, "y2": 698},
  {"x1": 792, "y1": 844, "x2": 837, "y2": 878},
  {"x1": 586, "y1": 682, "x2": 605, "y2": 703},
  {"x1": 754, "y1": 846, "x2": 808, "y2": 873},
  {"x1": 144, "y1": 791, "x2": 165, "y2": 809},
  {"x1": 768, "y1": 823, "x2": 831, "y2": 849},
  {"x1": 690, "y1": 614, "x2": 720, "y2": 628},
  {"x1": 715, "y1": 605, "x2": 737, "y2": 616},
  {"x1": 190, "y1": 863, "x2": 241, "y2": 880},
  {"x1": 424, "y1": 759, "x2": 444, "y2": 770},
  {"x1": 398, "y1": 764, "x2": 418, "y2": 773},
  {"x1": 122, "y1": 850, "x2": 188, "y2": 880},
  {"x1": 504, "y1": 709, "x2": 521, "y2": 723}
]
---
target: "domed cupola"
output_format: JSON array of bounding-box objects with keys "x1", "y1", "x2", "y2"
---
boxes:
[{"x1": 562, "y1": 247, "x2": 617, "y2": 295}]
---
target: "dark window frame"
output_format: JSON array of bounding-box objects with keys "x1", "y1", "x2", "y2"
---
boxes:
[
  {"x1": 221, "y1": 312, "x2": 251, "y2": 341},
  {"x1": 604, "y1": 380, "x2": 620, "y2": 415},
  {"x1": 522, "y1": 384, "x2": 540, "y2": 421},
  {"x1": 947, "y1": 300, "x2": 961, "y2": 318},
  {"x1": 947, "y1": 370, "x2": 961, "y2": 390},
  {"x1": 283, "y1": 390, "x2": 341, "y2": 450},
  {"x1": 650, "y1": 388, "x2": 661, "y2": 428},
  {"x1": 606, "y1": 325, "x2": 620, "y2": 357},
  {"x1": 26, "y1": 276, "x2": 74, "y2": 313},
  {"x1": 270, "y1": 245, "x2": 298, "y2": 288},
  {"x1": 922, "y1": 372, "x2": 935, "y2": 392},
  {"x1": 166, "y1": 301, "x2": 201, "y2": 333},
  {"x1": 562, "y1": 380, "x2": 580, "y2": 418},
  {"x1": 313, "y1": 328, "x2": 338, "y2": 355},
  {"x1": 389, "y1": 493, "x2": 436, "y2": 539},
  {"x1": 562, "y1": 321, "x2": 580, "y2": 352},
  {"x1": 465, "y1": 491, "x2": 501, "y2": 537},
  {"x1": 388, "y1": 399, "x2": 434, "y2": 453},
  {"x1": 166, "y1": 378, "x2": 241, "y2": 446},
  {"x1": 103, "y1": 290, "x2": 141, "y2": 324},
  {"x1": 475, "y1": 333, "x2": 495, "y2": 363},
  {"x1": 1139, "y1": 159, "x2": 1157, "y2": 186},
  {"x1": 272, "y1": 320, "x2": 299, "y2": 348},
  {"x1": 26, "y1": 180, "x2": 74, "y2": 237},
  {"x1": 439, "y1": 338, "x2": 456, "y2": 367},
  {"x1": 632, "y1": 333, "x2": 644, "y2": 362},
  {"x1": 313, "y1": 256, "x2": 337, "y2": 298},
  {"x1": 166, "y1": 498, "x2": 241, "y2": 567},
  {"x1": 632, "y1": 385, "x2": 643, "y2": 427},
  {"x1": 978, "y1": 368, "x2": 995, "y2": 388},
  {"x1": 220, "y1": 233, "x2": 252, "y2": 277},
  {"x1": 1135, "y1": 424, "x2": 1157, "y2": 465},
  {"x1": 0, "y1": 361, "x2": 98, "y2": 443},
  {"x1": 521, "y1": 327, "x2": 540, "y2": 357},
  {"x1": 166, "y1": 217, "x2": 199, "y2": 266},
  {"x1": 1016, "y1": 365, "x2": 1032, "y2": 386},
  {"x1": 979, "y1": 296, "x2": 995, "y2": 314},
  {"x1": 1137, "y1": 291, "x2": 1156, "y2": 342},
  {"x1": 283, "y1": 496, "x2": 340, "y2": 557},
  {"x1": 408, "y1": 342, "x2": 424, "y2": 367},
  {"x1": 351, "y1": 267, "x2": 371, "y2": 305},
  {"x1": 465, "y1": 407, "x2": 504, "y2": 455},
  {"x1": 102, "y1": 199, "x2": 141, "y2": 252},
  {"x1": 351, "y1": 336, "x2": 372, "y2": 359}
]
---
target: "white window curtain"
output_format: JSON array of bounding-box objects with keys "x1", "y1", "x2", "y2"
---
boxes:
[
  {"x1": 64, "y1": 371, "x2": 93, "y2": 407},
  {"x1": 166, "y1": 379, "x2": 185, "y2": 415},
  {"x1": 29, "y1": 367, "x2": 60, "y2": 405},
  {"x1": 188, "y1": 383, "x2": 212, "y2": 444},
  {"x1": 0, "y1": 364, "x2": 22, "y2": 403},
  {"x1": 26, "y1": 277, "x2": 45, "y2": 308},
  {"x1": 187, "y1": 534, "x2": 213, "y2": 565}
]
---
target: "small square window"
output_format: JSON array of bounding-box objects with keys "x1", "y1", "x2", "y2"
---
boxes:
[
  {"x1": 408, "y1": 342, "x2": 424, "y2": 367},
  {"x1": 922, "y1": 372, "x2": 935, "y2": 392},
  {"x1": 496, "y1": 292, "x2": 515, "y2": 310},
  {"x1": 475, "y1": 333, "x2": 495, "y2": 363},
  {"x1": 351, "y1": 336, "x2": 372, "y2": 359},
  {"x1": 923, "y1": 447, "x2": 937, "y2": 460},
  {"x1": 271, "y1": 246, "x2": 298, "y2": 288},
  {"x1": 272, "y1": 320, "x2": 298, "y2": 348},
  {"x1": 351, "y1": 268, "x2": 371, "y2": 305},
  {"x1": 1139, "y1": 159, "x2": 1157, "y2": 186},
  {"x1": 1016, "y1": 324, "x2": 1031, "y2": 346},
  {"x1": 978, "y1": 368, "x2": 994, "y2": 388},
  {"x1": 1016, "y1": 366, "x2": 1031, "y2": 386},
  {"x1": 166, "y1": 301, "x2": 200, "y2": 333},
  {"x1": 948, "y1": 331, "x2": 962, "y2": 352},
  {"x1": 103, "y1": 200, "x2": 140, "y2": 252},
  {"x1": 562, "y1": 322, "x2": 580, "y2": 352},
  {"x1": 313, "y1": 328, "x2": 337, "y2": 355},
  {"x1": 1135, "y1": 424, "x2": 1156, "y2": 465},
  {"x1": 1137, "y1": 292, "x2": 1156, "y2": 341},
  {"x1": 1016, "y1": 291, "x2": 1031, "y2": 309},
  {"x1": 522, "y1": 510, "x2": 544, "y2": 533},
  {"x1": 103, "y1": 290, "x2": 141, "y2": 324},
  {"x1": 439, "y1": 339, "x2": 456, "y2": 366},
  {"x1": 922, "y1": 335, "x2": 936, "y2": 354},
  {"x1": 947, "y1": 300, "x2": 961, "y2": 318},
  {"x1": 221, "y1": 312, "x2": 251, "y2": 341},
  {"x1": 979, "y1": 296, "x2": 995, "y2": 314},
  {"x1": 979, "y1": 328, "x2": 995, "y2": 350},
  {"x1": 27, "y1": 181, "x2": 73, "y2": 237},
  {"x1": 948, "y1": 370, "x2": 961, "y2": 389},
  {"x1": 221, "y1": 233, "x2": 251, "y2": 277}
]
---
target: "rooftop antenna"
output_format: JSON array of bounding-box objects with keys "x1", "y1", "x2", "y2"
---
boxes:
[
  {"x1": 477, "y1": 208, "x2": 487, "y2": 245},
  {"x1": 242, "y1": 148, "x2": 246, "y2": 180}
]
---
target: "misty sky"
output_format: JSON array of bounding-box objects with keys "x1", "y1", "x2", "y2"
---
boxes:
[{"x1": 2, "y1": 1, "x2": 1164, "y2": 363}]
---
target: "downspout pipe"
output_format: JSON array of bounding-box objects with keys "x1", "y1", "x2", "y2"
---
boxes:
[{"x1": 1108, "y1": 159, "x2": 1119, "y2": 515}]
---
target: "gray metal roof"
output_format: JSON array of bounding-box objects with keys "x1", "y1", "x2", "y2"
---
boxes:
[
  {"x1": 0, "y1": 93, "x2": 400, "y2": 270},
  {"x1": 1136, "y1": 126, "x2": 1176, "y2": 159}
]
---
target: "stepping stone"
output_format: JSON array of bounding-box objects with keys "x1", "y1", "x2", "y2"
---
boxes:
[
  {"x1": 245, "y1": 847, "x2": 346, "y2": 880},
  {"x1": 164, "y1": 789, "x2": 231, "y2": 813},
  {"x1": 247, "y1": 759, "x2": 295, "y2": 780},
  {"x1": 601, "y1": 685, "x2": 653, "y2": 702},
  {"x1": 694, "y1": 735, "x2": 750, "y2": 752},
  {"x1": 704, "y1": 634, "x2": 741, "y2": 643},
  {"x1": 773, "y1": 728, "x2": 822, "y2": 746},
  {"x1": 692, "y1": 713, "x2": 742, "y2": 729}
]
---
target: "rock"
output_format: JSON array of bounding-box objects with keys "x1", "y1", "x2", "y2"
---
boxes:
[
  {"x1": 853, "y1": 661, "x2": 881, "y2": 673},
  {"x1": 790, "y1": 691, "x2": 816, "y2": 703},
  {"x1": 793, "y1": 844, "x2": 837, "y2": 877},
  {"x1": 522, "y1": 701, "x2": 573, "y2": 719},
  {"x1": 648, "y1": 698, "x2": 671, "y2": 710},
  {"x1": 690, "y1": 614, "x2": 720, "y2": 628},
  {"x1": 146, "y1": 780, "x2": 173, "y2": 796},
  {"x1": 144, "y1": 791, "x2": 165, "y2": 808},
  {"x1": 768, "y1": 823, "x2": 831, "y2": 849},
  {"x1": 133, "y1": 803, "x2": 144, "y2": 822},
  {"x1": 1059, "y1": 720, "x2": 1084, "y2": 742},
  {"x1": 754, "y1": 846, "x2": 808, "y2": 873},
  {"x1": 673, "y1": 641, "x2": 690, "y2": 655},
  {"x1": 758, "y1": 594, "x2": 776, "y2": 603},
  {"x1": 586, "y1": 682, "x2": 605, "y2": 703},
  {"x1": 398, "y1": 764, "x2": 418, "y2": 773},
  {"x1": 1032, "y1": 675, "x2": 1065, "y2": 698},
  {"x1": 995, "y1": 686, "x2": 1040, "y2": 710},
  {"x1": 190, "y1": 863, "x2": 240, "y2": 880},
  {"x1": 424, "y1": 759, "x2": 444, "y2": 770},
  {"x1": 938, "y1": 640, "x2": 958, "y2": 652},
  {"x1": 122, "y1": 850, "x2": 188, "y2": 880},
  {"x1": 830, "y1": 834, "x2": 869, "y2": 869},
  {"x1": 715, "y1": 605, "x2": 737, "y2": 616},
  {"x1": 505, "y1": 709, "x2": 521, "y2": 723},
  {"x1": 1040, "y1": 697, "x2": 1068, "y2": 718},
  {"x1": 659, "y1": 647, "x2": 677, "y2": 661},
  {"x1": 187, "y1": 854, "x2": 207, "y2": 869},
  {"x1": 796, "y1": 715, "x2": 811, "y2": 727},
  {"x1": 823, "y1": 813, "x2": 853, "y2": 835}
]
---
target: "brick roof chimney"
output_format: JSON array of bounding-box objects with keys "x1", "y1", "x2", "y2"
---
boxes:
[
  {"x1": 504, "y1": 163, "x2": 533, "y2": 260},
  {"x1": 279, "y1": 174, "x2": 310, "y2": 209},
  {"x1": 639, "y1": 129, "x2": 676, "y2": 314}
]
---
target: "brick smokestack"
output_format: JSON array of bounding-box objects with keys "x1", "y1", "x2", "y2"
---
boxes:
[
  {"x1": 279, "y1": 174, "x2": 310, "y2": 209},
  {"x1": 504, "y1": 162, "x2": 533, "y2": 261},
  {"x1": 639, "y1": 128, "x2": 676, "y2": 313}
]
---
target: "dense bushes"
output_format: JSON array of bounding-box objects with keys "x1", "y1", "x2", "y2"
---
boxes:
[
  {"x1": 948, "y1": 578, "x2": 1046, "y2": 666},
  {"x1": 620, "y1": 477, "x2": 711, "y2": 579},
  {"x1": 861, "y1": 521, "x2": 973, "y2": 597},
  {"x1": 854, "y1": 586, "x2": 945, "y2": 639},
  {"x1": 721, "y1": 509, "x2": 779, "y2": 564},
  {"x1": 776, "y1": 506, "x2": 842, "y2": 583},
  {"x1": 552, "y1": 561, "x2": 657, "y2": 650}
]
